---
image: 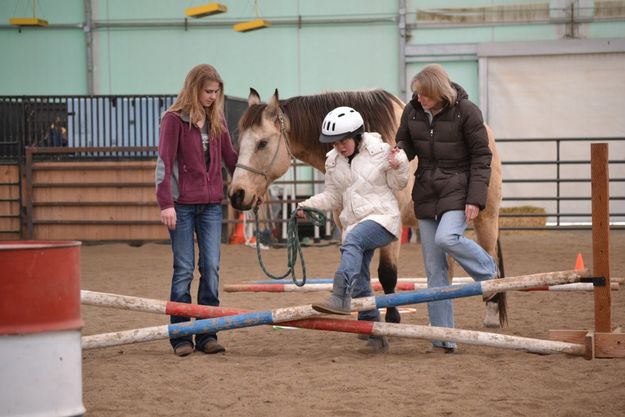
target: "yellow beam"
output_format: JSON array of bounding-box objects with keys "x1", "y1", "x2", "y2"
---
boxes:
[
  {"x1": 233, "y1": 19, "x2": 271, "y2": 33},
  {"x1": 185, "y1": 3, "x2": 227, "y2": 18},
  {"x1": 9, "y1": 17, "x2": 48, "y2": 27}
]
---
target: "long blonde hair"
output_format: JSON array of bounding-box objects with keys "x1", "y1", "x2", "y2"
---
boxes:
[
  {"x1": 410, "y1": 64, "x2": 457, "y2": 105},
  {"x1": 166, "y1": 64, "x2": 225, "y2": 138}
]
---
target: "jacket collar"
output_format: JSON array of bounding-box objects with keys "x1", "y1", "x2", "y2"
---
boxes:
[{"x1": 179, "y1": 112, "x2": 191, "y2": 124}]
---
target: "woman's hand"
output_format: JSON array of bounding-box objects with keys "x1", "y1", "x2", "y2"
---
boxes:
[
  {"x1": 388, "y1": 147, "x2": 402, "y2": 170},
  {"x1": 296, "y1": 208, "x2": 306, "y2": 219},
  {"x1": 160, "y1": 207, "x2": 177, "y2": 230},
  {"x1": 465, "y1": 204, "x2": 479, "y2": 223}
]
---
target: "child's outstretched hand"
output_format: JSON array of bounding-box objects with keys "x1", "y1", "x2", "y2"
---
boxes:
[{"x1": 388, "y1": 147, "x2": 402, "y2": 169}]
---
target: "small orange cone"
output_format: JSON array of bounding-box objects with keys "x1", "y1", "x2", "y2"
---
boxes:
[
  {"x1": 401, "y1": 227, "x2": 410, "y2": 244},
  {"x1": 229, "y1": 213, "x2": 246, "y2": 244},
  {"x1": 575, "y1": 253, "x2": 585, "y2": 270}
]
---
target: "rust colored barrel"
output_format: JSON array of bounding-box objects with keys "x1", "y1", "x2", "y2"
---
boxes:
[{"x1": 0, "y1": 241, "x2": 85, "y2": 417}]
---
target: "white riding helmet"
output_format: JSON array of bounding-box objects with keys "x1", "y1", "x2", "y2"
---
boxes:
[{"x1": 319, "y1": 106, "x2": 365, "y2": 143}]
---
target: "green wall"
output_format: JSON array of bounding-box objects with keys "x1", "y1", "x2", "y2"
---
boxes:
[
  {"x1": 0, "y1": 0, "x2": 85, "y2": 94},
  {"x1": 1, "y1": 0, "x2": 624, "y2": 99},
  {"x1": 1, "y1": 0, "x2": 399, "y2": 98}
]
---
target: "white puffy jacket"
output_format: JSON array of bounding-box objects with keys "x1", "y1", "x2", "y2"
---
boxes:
[{"x1": 298, "y1": 132, "x2": 409, "y2": 241}]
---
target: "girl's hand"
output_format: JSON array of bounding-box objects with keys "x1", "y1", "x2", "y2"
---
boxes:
[
  {"x1": 160, "y1": 207, "x2": 177, "y2": 230},
  {"x1": 388, "y1": 147, "x2": 401, "y2": 170}
]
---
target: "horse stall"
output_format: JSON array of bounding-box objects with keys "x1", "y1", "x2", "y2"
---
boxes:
[
  {"x1": 0, "y1": 164, "x2": 20, "y2": 240},
  {"x1": 18, "y1": 147, "x2": 166, "y2": 242}
]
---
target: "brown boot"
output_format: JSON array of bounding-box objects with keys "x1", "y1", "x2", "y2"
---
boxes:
[
  {"x1": 197, "y1": 340, "x2": 225, "y2": 354},
  {"x1": 173, "y1": 342, "x2": 194, "y2": 357}
]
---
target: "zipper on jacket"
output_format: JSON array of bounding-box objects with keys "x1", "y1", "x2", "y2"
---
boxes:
[
  {"x1": 429, "y1": 128, "x2": 435, "y2": 157},
  {"x1": 429, "y1": 127, "x2": 440, "y2": 221}
]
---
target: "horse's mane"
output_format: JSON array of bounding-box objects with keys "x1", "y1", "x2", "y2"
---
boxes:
[
  {"x1": 238, "y1": 90, "x2": 405, "y2": 157},
  {"x1": 283, "y1": 90, "x2": 404, "y2": 154},
  {"x1": 238, "y1": 103, "x2": 267, "y2": 135}
]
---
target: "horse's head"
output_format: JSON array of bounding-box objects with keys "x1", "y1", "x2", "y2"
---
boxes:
[{"x1": 228, "y1": 88, "x2": 292, "y2": 210}]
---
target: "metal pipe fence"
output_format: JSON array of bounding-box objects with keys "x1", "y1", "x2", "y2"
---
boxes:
[
  {"x1": 497, "y1": 137, "x2": 625, "y2": 230},
  {"x1": 0, "y1": 95, "x2": 247, "y2": 161}
]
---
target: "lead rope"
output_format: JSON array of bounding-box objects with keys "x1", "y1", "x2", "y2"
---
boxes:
[{"x1": 252, "y1": 205, "x2": 326, "y2": 287}]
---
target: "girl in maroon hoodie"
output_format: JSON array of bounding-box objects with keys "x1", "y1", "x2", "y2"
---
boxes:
[{"x1": 156, "y1": 64, "x2": 238, "y2": 357}]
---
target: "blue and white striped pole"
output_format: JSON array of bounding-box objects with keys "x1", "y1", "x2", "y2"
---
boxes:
[
  {"x1": 351, "y1": 269, "x2": 588, "y2": 312},
  {"x1": 82, "y1": 304, "x2": 319, "y2": 350}
]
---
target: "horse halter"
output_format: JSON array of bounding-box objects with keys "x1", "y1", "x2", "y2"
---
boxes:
[{"x1": 235, "y1": 110, "x2": 293, "y2": 184}]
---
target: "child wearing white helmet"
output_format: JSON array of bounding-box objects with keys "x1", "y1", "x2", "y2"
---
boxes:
[{"x1": 297, "y1": 106, "x2": 409, "y2": 352}]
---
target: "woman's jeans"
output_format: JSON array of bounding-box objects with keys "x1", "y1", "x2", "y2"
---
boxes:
[
  {"x1": 337, "y1": 220, "x2": 396, "y2": 321},
  {"x1": 168, "y1": 203, "x2": 222, "y2": 349},
  {"x1": 418, "y1": 210, "x2": 497, "y2": 349}
]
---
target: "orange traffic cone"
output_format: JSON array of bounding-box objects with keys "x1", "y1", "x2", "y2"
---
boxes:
[
  {"x1": 400, "y1": 227, "x2": 410, "y2": 244},
  {"x1": 229, "y1": 213, "x2": 246, "y2": 244},
  {"x1": 575, "y1": 253, "x2": 585, "y2": 270}
]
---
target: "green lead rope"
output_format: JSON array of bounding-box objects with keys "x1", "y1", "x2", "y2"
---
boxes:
[{"x1": 252, "y1": 205, "x2": 327, "y2": 287}]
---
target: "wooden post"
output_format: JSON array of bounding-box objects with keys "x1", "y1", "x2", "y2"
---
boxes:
[
  {"x1": 591, "y1": 143, "x2": 611, "y2": 333},
  {"x1": 551, "y1": 143, "x2": 625, "y2": 359}
]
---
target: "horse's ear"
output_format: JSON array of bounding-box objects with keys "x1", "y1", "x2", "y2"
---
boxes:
[
  {"x1": 266, "y1": 89, "x2": 288, "y2": 130},
  {"x1": 267, "y1": 89, "x2": 280, "y2": 109},
  {"x1": 248, "y1": 88, "x2": 261, "y2": 106},
  {"x1": 266, "y1": 89, "x2": 280, "y2": 118}
]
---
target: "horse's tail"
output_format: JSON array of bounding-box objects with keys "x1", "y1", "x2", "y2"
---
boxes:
[
  {"x1": 495, "y1": 236, "x2": 508, "y2": 327},
  {"x1": 497, "y1": 236, "x2": 505, "y2": 277}
]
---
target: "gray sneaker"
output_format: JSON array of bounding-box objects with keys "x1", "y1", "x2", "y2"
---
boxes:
[{"x1": 311, "y1": 294, "x2": 352, "y2": 315}]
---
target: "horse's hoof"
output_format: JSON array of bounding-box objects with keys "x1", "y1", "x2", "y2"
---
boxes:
[
  {"x1": 425, "y1": 346, "x2": 457, "y2": 354},
  {"x1": 365, "y1": 335, "x2": 389, "y2": 353},
  {"x1": 385, "y1": 307, "x2": 401, "y2": 324},
  {"x1": 483, "y1": 301, "x2": 501, "y2": 328}
]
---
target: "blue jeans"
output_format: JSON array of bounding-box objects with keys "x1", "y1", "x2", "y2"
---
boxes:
[
  {"x1": 168, "y1": 203, "x2": 222, "y2": 350},
  {"x1": 419, "y1": 210, "x2": 497, "y2": 349},
  {"x1": 337, "y1": 220, "x2": 396, "y2": 321}
]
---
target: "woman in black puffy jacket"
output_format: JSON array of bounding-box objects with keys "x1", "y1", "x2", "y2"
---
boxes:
[{"x1": 396, "y1": 64, "x2": 501, "y2": 353}]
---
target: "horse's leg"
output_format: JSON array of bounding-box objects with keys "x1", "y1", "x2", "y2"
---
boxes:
[
  {"x1": 469, "y1": 124, "x2": 507, "y2": 328},
  {"x1": 473, "y1": 200, "x2": 508, "y2": 328},
  {"x1": 447, "y1": 256, "x2": 455, "y2": 284},
  {"x1": 378, "y1": 240, "x2": 400, "y2": 323}
]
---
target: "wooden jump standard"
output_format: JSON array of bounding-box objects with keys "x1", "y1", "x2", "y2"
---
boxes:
[
  {"x1": 81, "y1": 289, "x2": 584, "y2": 356},
  {"x1": 548, "y1": 143, "x2": 625, "y2": 359},
  {"x1": 81, "y1": 268, "x2": 586, "y2": 352}
]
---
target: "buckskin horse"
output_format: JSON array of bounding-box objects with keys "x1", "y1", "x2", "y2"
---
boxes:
[{"x1": 228, "y1": 88, "x2": 506, "y2": 327}]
